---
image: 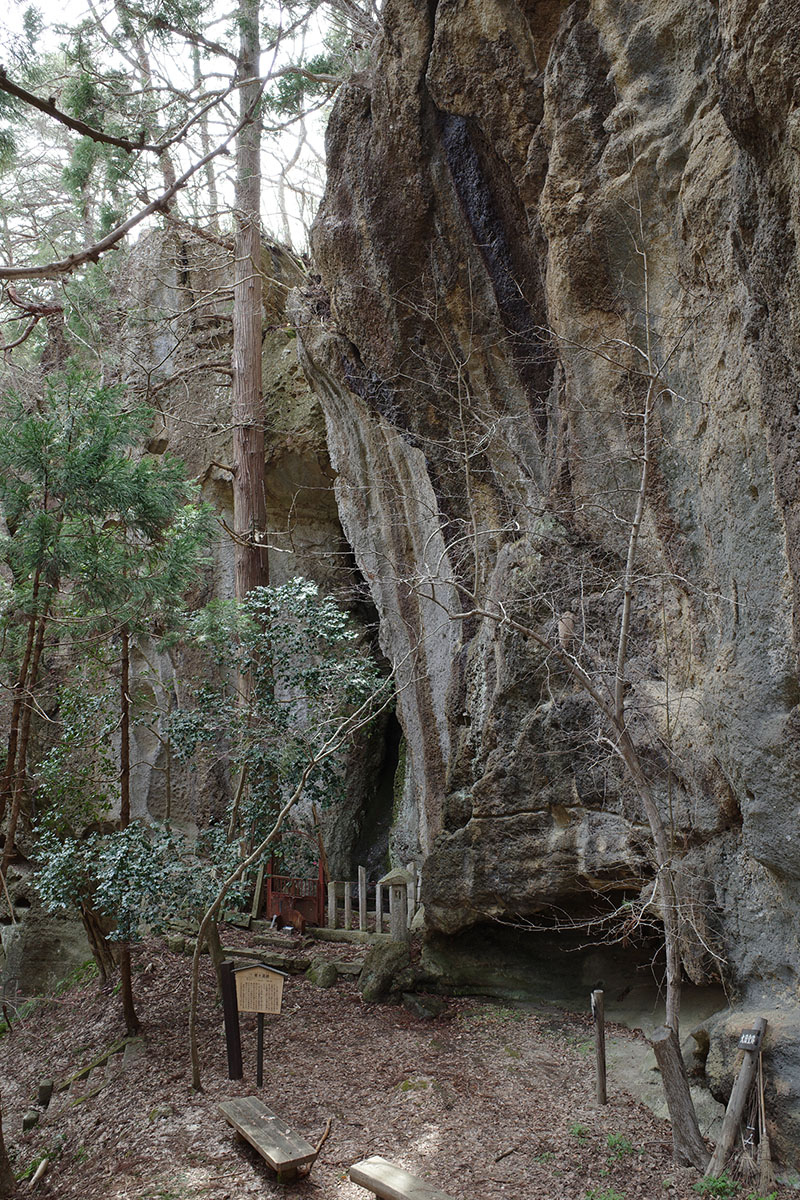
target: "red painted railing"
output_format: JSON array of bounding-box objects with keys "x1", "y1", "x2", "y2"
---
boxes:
[{"x1": 264, "y1": 856, "x2": 325, "y2": 927}]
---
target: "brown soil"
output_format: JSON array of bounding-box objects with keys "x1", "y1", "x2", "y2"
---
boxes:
[{"x1": 0, "y1": 932, "x2": 790, "y2": 1200}]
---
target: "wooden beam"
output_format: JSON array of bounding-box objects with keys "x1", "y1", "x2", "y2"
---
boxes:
[{"x1": 350, "y1": 1155, "x2": 455, "y2": 1200}]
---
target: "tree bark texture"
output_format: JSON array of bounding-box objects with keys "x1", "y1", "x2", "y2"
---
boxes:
[
  {"x1": 118, "y1": 627, "x2": 140, "y2": 1034},
  {"x1": 232, "y1": 0, "x2": 267, "y2": 602},
  {"x1": 80, "y1": 902, "x2": 120, "y2": 982},
  {"x1": 118, "y1": 944, "x2": 140, "y2": 1036},
  {"x1": 651, "y1": 1025, "x2": 709, "y2": 1169},
  {"x1": 0, "y1": 1091, "x2": 14, "y2": 1199},
  {"x1": 1, "y1": 610, "x2": 47, "y2": 876},
  {"x1": 0, "y1": 572, "x2": 41, "y2": 824}
]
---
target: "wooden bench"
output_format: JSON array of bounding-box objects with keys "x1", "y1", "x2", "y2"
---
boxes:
[
  {"x1": 350, "y1": 1155, "x2": 456, "y2": 1200},
  {"x1": 219, "y1": 1097, "x2": 318, "y2": 1182}
]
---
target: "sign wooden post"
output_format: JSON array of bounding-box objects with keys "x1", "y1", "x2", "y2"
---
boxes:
[
  {"x1": 706, "y1": 1017, "x2": 768, "y2": 1177},
  {"x1": 256, "y1": 1014, "x2": 265, "y2": 1088},
  {"x1": 233, "y1": 963, "x2": 286, "y2": 1088}
]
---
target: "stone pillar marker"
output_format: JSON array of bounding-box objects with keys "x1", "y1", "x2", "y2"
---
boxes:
[
  {"x1": 378, "y1": 868, "x2": 412, "y2": 943},
  {"x1": 405, "y1": 861, "x2": 416, "y2": 928},
  {"x1": 358, "y1": 866, "x2": 367, "y2": 931}
]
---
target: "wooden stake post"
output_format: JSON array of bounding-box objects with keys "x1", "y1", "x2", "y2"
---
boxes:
[
  {"x1": 592, "y1": 989, "x2": 607, "y2": 1105},
  {"x1": 706, "y1": 1018, "x2": 768, "y2": 1178},
  {"x1": 220, "y1": 961, "x2": 243, "y2": 1080}
]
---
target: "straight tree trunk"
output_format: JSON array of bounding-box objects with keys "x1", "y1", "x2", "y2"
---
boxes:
[
  {"x1": 651, "y1": 1026, "x2": 709, "y2": 1169},
  {"x1": 0, "y1": 1091, "x2": 14, "y2": 1199},
  {"x1": 0, "y1": 569, "x2": 42, "y2": 824},
  {"x1": 118, "y1": 626, "x2": 140, "y2": 1035},
  {"x1": 1, "y1": 610, "x2": 47, "y2": 876},
  {"x1": 232, "y1": 0, "x2": 267, "y2": 602}
]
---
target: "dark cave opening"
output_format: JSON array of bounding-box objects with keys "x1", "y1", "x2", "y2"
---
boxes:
[{"x1": 350, "y1": 711, "x2": 403, "y2": 879}]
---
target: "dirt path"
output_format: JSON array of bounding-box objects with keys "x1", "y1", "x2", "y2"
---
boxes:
[{"x1": 0, "y1": 934, "x2": 788, "y2": 1199}]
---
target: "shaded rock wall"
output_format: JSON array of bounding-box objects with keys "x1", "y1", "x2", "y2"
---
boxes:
[
  {"x1": 295, "y1": 0, "x2": 800, "y2": 1007},
  {"x1": 112, "y1": 231, "x2": 389, "y2": 866},
  {"x1": 1, "y1": 232, "x2": 387, "y2": 999}
]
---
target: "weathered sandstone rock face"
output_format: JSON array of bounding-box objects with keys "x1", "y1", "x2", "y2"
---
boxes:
[{"x1": 294, "y1": 0, "x2": 800, "y2": 1156}]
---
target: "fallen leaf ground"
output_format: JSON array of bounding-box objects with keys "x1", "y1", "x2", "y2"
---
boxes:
[{"x1": 0, "y1": 932, "x2": 792, "y2": 1200}]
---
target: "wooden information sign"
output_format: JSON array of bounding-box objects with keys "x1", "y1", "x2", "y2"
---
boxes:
[
  {"x1": 234, "y1": 965, "x2": 285, "y2": 1015},
  {"x1": 231, "y1": 964, "x2": 288, "y2": 1088}
]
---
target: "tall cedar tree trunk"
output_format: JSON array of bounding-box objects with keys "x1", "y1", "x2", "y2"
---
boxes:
[
  {"x1": 232, "y1": 0, "x2": 267, "y2": 601},
  {"x1": 1, "y1": 609, "x2": 47, "y2": 877},
  {"x1": 118, "y1": 627, "x2": 140, "y2": 1034},
  {"x1": 0, "y1": 1092, "x2": 14, "y2": 1199},
  {"x1": 0, "y1": 569, "x2": 42, "y2": 825}
]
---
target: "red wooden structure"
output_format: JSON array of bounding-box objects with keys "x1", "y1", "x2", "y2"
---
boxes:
[{"x1": 264, "y1": 854, "x2": 325, "y2": 927}]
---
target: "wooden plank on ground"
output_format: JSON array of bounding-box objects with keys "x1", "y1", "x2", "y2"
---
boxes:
[
  {"x1": 219, "y1": 1097, "x2": 317, "y2": 1180},
  {"x1": 350, "y1": 1155, "x2": 455, "y2": 1200}
]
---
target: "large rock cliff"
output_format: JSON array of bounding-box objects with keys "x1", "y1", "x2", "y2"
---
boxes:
[{"x1": 294, "y1": 0, "x2": 800, "y2": 1148}]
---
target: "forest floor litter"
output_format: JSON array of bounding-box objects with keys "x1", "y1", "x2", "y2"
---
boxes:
[{"x1": 1, "y1": 930, "x2": 792, "y2": 1200}]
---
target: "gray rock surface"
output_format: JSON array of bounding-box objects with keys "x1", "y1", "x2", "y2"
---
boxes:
[
  {"x1": 293, "y1": 0, "x2": 800, "y2": 1166},
  {"x1": 305, "y1": 957, "x2": 339, "y2": 988},
  {"x1": 1, "y1": 871, "x2": 92, "y2": 1001},
  {"x1": 359, "y1": 941, "x2": 412, "y2": 1002}
]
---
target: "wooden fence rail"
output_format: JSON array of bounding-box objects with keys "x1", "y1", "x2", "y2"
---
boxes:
[{"x1": 326, "y1": 863, "x2": 420, "y2": 932}]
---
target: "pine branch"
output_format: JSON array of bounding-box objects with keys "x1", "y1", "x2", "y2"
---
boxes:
[{"x1": 0, "y1": 66, "x2": 163, "y2": 153}]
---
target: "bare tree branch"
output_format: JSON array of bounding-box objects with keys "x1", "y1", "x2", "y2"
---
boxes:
[
  {"x1": 0, "y1": 66, "x2": 162, "y2": 153},
  {"x1": 0, "y1": 107, "x2": 253, "y2": 281}
]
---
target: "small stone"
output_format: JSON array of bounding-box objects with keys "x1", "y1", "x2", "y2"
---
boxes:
[
  {"x1": 402, "y1": 992, "x2": 445, "y2": 1020},
  {"x1": 166, "y1": 934, "x2": 186, "y2": 954},
  {"x1": 37, "y1": 1080, "x2": 54, "y2": 1108},
  {"x1": 359, "y1": 942, "x2": 411, "y2": 1002},
  {"x1": 148, "y1": 1102, "x2": 173, "y2": 1121},
  {"x1": 306, "y1": 958, "x2": 339, "y2": 988},
  {"x1": 22, "y1": 1109, "x2": 39, "y2": 1132},
  {"x1": 122, "y1": 1038, "x2": 144, "y2": 1069}
]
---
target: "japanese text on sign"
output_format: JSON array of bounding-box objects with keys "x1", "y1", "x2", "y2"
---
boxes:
[{"x1": 234, "y1": 966, "x2": 284, "y2": 1015}]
